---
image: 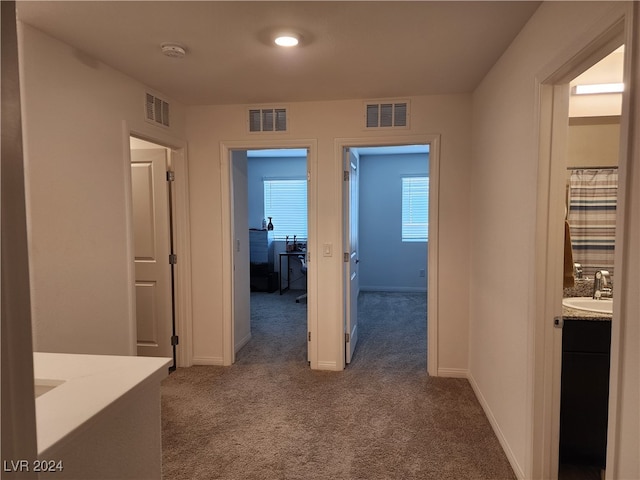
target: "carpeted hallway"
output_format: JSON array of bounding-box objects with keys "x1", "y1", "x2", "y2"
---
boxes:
[{"x1": 161, "y1": 291, "x2": 516, "y2": 479}]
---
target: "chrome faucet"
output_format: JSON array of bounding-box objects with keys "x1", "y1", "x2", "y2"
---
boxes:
[{"x1": 593, "y1": 270, "x2": 612, "y2": 299}]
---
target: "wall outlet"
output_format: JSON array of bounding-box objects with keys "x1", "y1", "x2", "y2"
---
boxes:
[{"x1": 419, "y1": 269, "x2": 426, "y2": 277}]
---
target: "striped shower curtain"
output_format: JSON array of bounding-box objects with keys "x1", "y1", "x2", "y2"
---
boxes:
[{"x1": 568, "y1": 168, "x2": 618, "y2": 279}]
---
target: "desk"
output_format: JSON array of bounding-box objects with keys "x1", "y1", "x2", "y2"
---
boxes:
[{"x1": 279, "y1": 251, "x2": 305, "y2": 295}]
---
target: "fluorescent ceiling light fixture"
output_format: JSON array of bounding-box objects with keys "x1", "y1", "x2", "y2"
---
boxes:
[
  {"x1": 573, "y1": 83, "x2": 624, "y2": 95},
  {"x1": 274, "y1": 34, "x2": 300, "y2": 47}
]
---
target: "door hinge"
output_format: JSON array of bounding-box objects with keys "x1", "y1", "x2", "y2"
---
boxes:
[
  {"x1": 554, "y1": 316, "x2": 564, "y2": 329},
  {"x1": 343, "y1": 170, "x2": 349, "y2": 181},
  {"x1": 166, "y1": 171, "x2": 175, "y2": 182},
  {"x1": 169, "y1": 254, "x2": 177, "y2": 264},
  {"x1": 344, "y1": 252, "x2": 349, "y2": 262},
  {"x1": 171, "y1": 335, "x2": 179, "y2": 346},
  {"x1": 345, "y1": 332, "x2": 350, "y2": 343},
  {"x1": 308, "y1": 331, "x2": 311, "y2": 342},
  {"x1": 307, "y1": 170, "x2": 311, "y2": 182}
]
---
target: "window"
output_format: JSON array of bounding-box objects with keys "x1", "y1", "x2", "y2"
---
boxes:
[
  {"x1": 263, "y1": 179, "x2": 307, "y2": 240},
  {"x1": 402, "y1": 176, "x2": 429, "y2": 242}
]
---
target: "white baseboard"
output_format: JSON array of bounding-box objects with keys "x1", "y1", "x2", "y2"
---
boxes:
[
  {"x1": 467, "y1": 372, "x2": 525, "y2": 479},
  {"x1": 437, "y1": 367, "x2": 468, "y2": 378},
  {"x1": 360, "y1": 286, "x2": 427, "y2": 293},
  {"x1": 316, "y1": 360, "x2": 340, "y2": 371},
  {"x1": 191, "y1": 356, "x2": 224, "y2": 366},
  {"x1": 234, "y1": 333, "x2": 251, "y2": 354}
]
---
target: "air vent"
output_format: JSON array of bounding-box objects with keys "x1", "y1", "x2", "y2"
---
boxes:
[
  {"x1": 145, "y1": 92, "x2": 170, "y2": 128},
  {"x1": 248, "y1": 107, "x2": 287, "y2": 133},
  {"x1": 365, "y1": 101, "x2": 409, "y2": 128}
]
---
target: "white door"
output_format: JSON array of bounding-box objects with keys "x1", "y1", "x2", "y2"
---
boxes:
[
  {"x1": 232, "y1": 151, "x2": 250, "y2": 358},
  {"x1": 344, "y1": 148, "x2": 359, "y2": 364},
  {"x1": 131, "y1": 148, "x2": 174, "y2": 358}
]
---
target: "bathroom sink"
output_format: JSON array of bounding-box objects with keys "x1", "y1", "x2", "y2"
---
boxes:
[{"x1": 562, "y1": 297, "x2": 613, "y2": 314}]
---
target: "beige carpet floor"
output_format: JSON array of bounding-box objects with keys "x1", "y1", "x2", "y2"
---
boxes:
[{"x1": 161, "y1": 291, "x2": 516, "y2": 480}]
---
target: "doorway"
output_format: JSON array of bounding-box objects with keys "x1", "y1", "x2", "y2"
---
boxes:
[
  {"x1": 232, "y1": 148, "x2": 310, "y2": 363},
  {"x1": 558, "y1": 46, "x2": 623, "y2": 480},
  {"x1": 129, "y1": 136, "x2": 178, "y2": 369},
  {"x1": 339, "y1": 137, "x2": 438, "y2": 372},
  {"x1": 534, "y1": 19, "x2": 631, "y2": 479},
  {"x1": 221, "y1": 139, "x2": 317, "y2": 367}
]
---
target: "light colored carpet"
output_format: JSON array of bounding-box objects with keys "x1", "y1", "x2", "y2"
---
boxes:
[{"x1": 161, "y1": 291, "x2": 516, "y2": 479}]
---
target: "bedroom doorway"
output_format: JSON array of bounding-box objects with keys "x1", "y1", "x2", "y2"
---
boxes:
[
  {"x1": 221, "y1": 139, "x2": 318, "y2": 368},
  {"x1": 338, "y1": 136, "x2": 439, "y2": 373},
  {"x1": 232, "y1": 148, "x2": 310, "y2": 364}
]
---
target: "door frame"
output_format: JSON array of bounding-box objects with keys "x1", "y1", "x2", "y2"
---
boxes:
[
  {"x1": 531, "y1": 8, "x2": 634, "y2": 478},
  {"x1": 123, "y1": 121, "x2": 193, "y2": 368},
  {"x1": 336, "y1": 134, "x2": 440, "y2": 374},
  {"x1": 220, "y1": 139, "x2": 318, "y2": 368}
]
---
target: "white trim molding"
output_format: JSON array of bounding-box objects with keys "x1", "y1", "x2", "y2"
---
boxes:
[
  {"x1": 192, "y1": 356, "x2": 224, "y2": 366},
  {"x1": 437, "y1": 368, "x2": 468, "y2": 378}
]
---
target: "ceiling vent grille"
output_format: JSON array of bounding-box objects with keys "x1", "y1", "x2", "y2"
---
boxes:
[
  {"x1": 145, "y1": 92, "x2": 170, "y2": 128},
  {"x1": 365, "y1": 101, "x2": 409, "y2": 128},
  {"x1": 248, "y1": 107, "x2": 288, "y2": 133}
]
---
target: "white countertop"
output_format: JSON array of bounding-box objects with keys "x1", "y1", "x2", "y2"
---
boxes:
[{"x1": 34, "y1": 352, "x2": 171, "y2": 455}]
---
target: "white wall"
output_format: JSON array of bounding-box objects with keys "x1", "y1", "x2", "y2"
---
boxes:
[
  {"x1": 186, "y1": 94, "x2": 471, "y2": 370},
  {"x1": 469, "y1": 2, "x2": 637, "y2": 478},
  {"x1": 18, "y1": 23, "x2": 186, "y2": 355},
  {"x1": 359, "y1": 153, "x2": 428, "y2": 291}
]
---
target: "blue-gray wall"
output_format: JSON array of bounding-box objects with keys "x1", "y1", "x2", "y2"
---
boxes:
[
  {"x1": 359, "y1": 153, "x2": 428, "y2": 292},
  {"x1": 247, "y1": 156, "x2": 307, "y2": 229},
  {"x1": 246, "y1": 153, "x2": 428, "y2": 292},
  {"x1": 247, "y1": 155, "x2": 307, "y2": 289}
]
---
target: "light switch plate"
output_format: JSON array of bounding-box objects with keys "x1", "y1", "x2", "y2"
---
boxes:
[{"x1": 323, "y1": 243, "x2": 332, "y2": 257}]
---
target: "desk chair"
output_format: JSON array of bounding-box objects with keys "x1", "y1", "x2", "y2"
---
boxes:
[{"x1": 296, "y1": 255, "x2": 307, "y2": 303}]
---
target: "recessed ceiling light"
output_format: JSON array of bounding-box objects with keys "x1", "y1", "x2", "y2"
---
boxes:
[
  {"x1": 161, "y1": 43, "x2": 186, "y2": 58},
  {"x1": 274, "y1": 34, "x2": 300, "y2": 47}
]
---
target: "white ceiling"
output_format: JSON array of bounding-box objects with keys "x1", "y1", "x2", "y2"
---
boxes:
[{"x1": 16, "y1": 1, "x2": 541, "y2": 106}]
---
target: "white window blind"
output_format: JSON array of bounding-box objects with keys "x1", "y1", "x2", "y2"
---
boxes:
[
  {"x1": 264, "y1": 179, "x2": 307, "y2": 239},
  {"x1": 402, "y1": 176, "x2": 429, "y2": 242}
]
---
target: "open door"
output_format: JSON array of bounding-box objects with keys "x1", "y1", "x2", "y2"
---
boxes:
[
  {"x1": 232, "y1": 150, "x2": 250, "y2": 359},
  {"x1": 344, "y1": 148, "x2": 359, "y2": 364},
  {"x1": 131, "y1": 147, "x2": 175, "y2": 363}
]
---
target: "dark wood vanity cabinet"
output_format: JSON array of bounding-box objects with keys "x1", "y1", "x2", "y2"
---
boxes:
[{"x1": 559, "y1": 319, "x2": 611, "y2": 468}]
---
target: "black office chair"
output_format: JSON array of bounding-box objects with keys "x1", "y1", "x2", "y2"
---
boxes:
[{"x1": 296, "y1": 255, "x2": 307, "y2": 303}]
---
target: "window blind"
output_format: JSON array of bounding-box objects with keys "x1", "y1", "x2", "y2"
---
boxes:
[
  {"x1": 402, "y1": 176, "x2": 429, "y2": 242},
  {"x1": 264, "y1": 179, "x2": 307, "y2": 239}
]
